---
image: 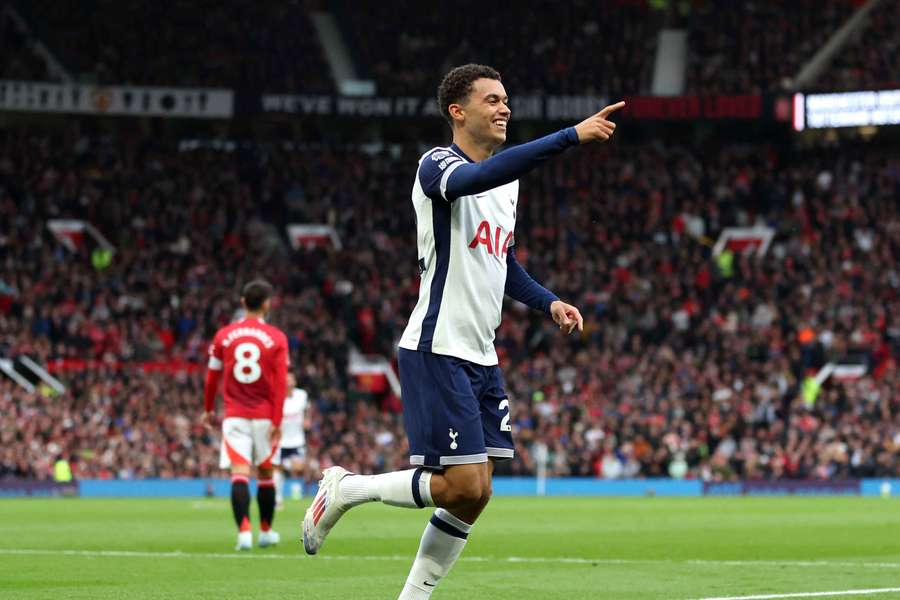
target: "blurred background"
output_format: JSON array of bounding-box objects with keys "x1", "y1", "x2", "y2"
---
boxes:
[{"x1": 0, "y1": 0, "x2": 897, "y2": 494}]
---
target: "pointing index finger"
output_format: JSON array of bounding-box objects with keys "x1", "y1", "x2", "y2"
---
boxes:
[{"x1": 597, "y1": 101, "x2": 626, "y2": 118}]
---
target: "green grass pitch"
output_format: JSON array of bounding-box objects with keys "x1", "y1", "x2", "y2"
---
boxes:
[{"x1": 1, "y1": 497, "x2": 898, "y2": 599}]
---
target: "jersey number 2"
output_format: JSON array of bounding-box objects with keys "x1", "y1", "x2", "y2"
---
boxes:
[
  {"x1": 233, "y1": 342, "x2": 262, "y2": 384},
  {"x1": 499, "y1": 399, "x2": 511, "y2": 432}
]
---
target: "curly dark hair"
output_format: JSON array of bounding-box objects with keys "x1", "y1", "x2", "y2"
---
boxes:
[{"x1": 437, "y1": 64, "x2": 501, "y2": 127}]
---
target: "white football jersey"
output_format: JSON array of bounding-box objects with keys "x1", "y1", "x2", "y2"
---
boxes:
[
  {"x1": 279, "y1": 388, "x2": 308, "y2": 449},
  {"x1": 398, "y1": 145, "x2": 518, "y2": 366}
]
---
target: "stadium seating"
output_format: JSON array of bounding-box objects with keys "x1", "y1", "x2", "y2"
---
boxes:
[
  {"x1": 685, "y1": 0, "x2": 857, "y2": 93},
  {"x1": 814, "y1": 0, "x2": 900, "y2": 91},
  {"x1": 333, "y1": 0, "x2": 659, "y2": 96},
  {"x1": 1, "y1": 129, "x2": 897, "y2": 481},
  {"x1": 9, "y1": 0, "x2": 334, "y2": 92},
  {"x1": 0, "y1": 10, "x2": 49, "y2": 81},
  {"x1": 4, "y1": 1, "x2": 891, "y2": 95}
]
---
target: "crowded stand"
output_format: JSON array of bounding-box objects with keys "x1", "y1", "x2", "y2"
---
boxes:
[
  {"x1": 8, "y1": 0, "x2": 658, "y2": 94},
  {"x1": 334, "y1": 0, "x2": 659, "y2": 96},
  {"x1": 0, "y1": 8, "x2": 49, "y2": 81},
  {"x1": 684, "y1": 0, "x2": 857, "y2": 94},
  {"x1": 3, "y1": 0, "x2": 893, "y2": 97},
  {"x1": 815, "y1": 0, "x2": 900, "y2": 92},
  {"x1": 8, "y1": 0, "x2": 334, "y2": 92},
  {"x1": 1, "y1": 127, "x2": 897, "y2": 482}
]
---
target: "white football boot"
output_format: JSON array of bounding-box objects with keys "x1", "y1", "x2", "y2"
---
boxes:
[
  {"x1": 258, "y1": 529, "x2": 280, "y2": 548},
  {"x1": 302, "y1": 466, "x2": 352, "y2": 555},
  {"x1": 235, "y1": 530, "x2": 252, "y2": 551}
]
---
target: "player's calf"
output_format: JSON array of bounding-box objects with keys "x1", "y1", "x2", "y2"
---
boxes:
[
  {"x1": 396, "y1": 464, "x2": 494, "y2": 599},
  {"x1": 230, "y1": 472, "x2": 253, "y2": 550},
  {"x1": 256, "y1": 469, "x2": 278, "y2": 547}
]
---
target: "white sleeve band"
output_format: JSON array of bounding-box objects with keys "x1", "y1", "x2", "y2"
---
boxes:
[
  {"x1": 439, "y1": 160, "x2": 464, "y2": 201},
  {"x1": 208, "y1": 356, "x2": 223, "y2": 370}
]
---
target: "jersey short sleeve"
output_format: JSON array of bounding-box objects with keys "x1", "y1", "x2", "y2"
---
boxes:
[{"x1": 418, "y1": 149, "x2": 465, "y2": 202}]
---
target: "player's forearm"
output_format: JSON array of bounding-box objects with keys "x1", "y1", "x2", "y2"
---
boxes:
[
  {"x1": 272, "y1": 391, "x2": 285, "y2": 427},
  {"x1": 272, "y1": 366, "x2": 288, "y2": 427},
  {"x1": 504, "y1": 248, "x2": 559, "y2": 314},
  {"x1": 446, "y1": 128, "x2": 578, "y2": 199},
  {"x1": 203, "y1": 369, "x2": 221, "y2": 412}
]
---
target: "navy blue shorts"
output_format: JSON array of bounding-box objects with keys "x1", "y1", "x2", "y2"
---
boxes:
[
  {"x1": 398, "y1": 348, "x2": 514, "y2": 468},
  {"x1": 280, "y1": 446, "x2": 305, "y2": 462}
]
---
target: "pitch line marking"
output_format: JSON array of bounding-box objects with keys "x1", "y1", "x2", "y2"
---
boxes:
[
  {"x1": 0, "y1": 549, "x2": 899, "y2": 571},
  {"x1": 690, "y1": 588, "x2": 900, "y2": 600}
]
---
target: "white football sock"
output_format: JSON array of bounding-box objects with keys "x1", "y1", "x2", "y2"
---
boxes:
[
  {"x1": 274, "y1": 470, "x2": 285, "y2": 504},
  {"x1": 340, "y1": 468, "x2": 433, "y2": 508},
  {"x1": 398, "y1": 509, "x2": 472, "y2": 600}
]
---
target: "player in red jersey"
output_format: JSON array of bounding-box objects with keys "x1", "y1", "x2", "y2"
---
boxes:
[{"x1": 203, "y1": 280, "x2": 290, "y2": 551}]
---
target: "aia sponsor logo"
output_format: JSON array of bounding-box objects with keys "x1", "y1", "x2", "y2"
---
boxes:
[{"x1": 468, "y1": 220, "x2": 512, "y2": 259}]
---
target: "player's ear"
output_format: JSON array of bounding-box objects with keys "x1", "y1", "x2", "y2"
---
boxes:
[{"x1": 447, "y1": 103, "x2": 465, "y2": 125}]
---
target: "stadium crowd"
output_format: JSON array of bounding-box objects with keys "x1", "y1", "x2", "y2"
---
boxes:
[
  {"x1": 0, "y1": 8, "x2": 50, "y2": 82},
  {"x1": 334, "y1": 0, "x2": 658, "y2": 96},
  {"x1": 1, "y1": 126, "x2": 897, "y2": 483},
  {"x1": 6, "y1": 0, "x2": 333, "y2": 92},
  {"x1": 815, "y1": 0, "x2": 900, "y2": 92},
  {"x1": 3, "y1": 0, "x2": 891, "y2": 96},
  {"x1": 685, "y1": 0, "x2": 856, "y2": 94}
]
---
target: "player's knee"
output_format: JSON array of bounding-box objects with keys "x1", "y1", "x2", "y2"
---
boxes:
[
  {"x1": 446, "y1": 478, "x2": 484, "y2": 507},
  {"x1": 467, "y1": 479, "x2": 491, "y2": 512},
  {"x1": 480, "y1": 480, "x2": 493, "y2": 505}
]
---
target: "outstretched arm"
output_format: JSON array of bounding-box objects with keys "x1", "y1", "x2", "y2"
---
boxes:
[
  {"x1": 422, "y1": 101, "x2": 625, "y2": 201},
  {"x1": 442, "y1": 128, "x2": 578, "y2": 199}
]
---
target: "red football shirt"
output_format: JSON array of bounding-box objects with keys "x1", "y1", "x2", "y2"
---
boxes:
[{"x1": 206, "y1": 317, "x2": 289, "y2": 425}]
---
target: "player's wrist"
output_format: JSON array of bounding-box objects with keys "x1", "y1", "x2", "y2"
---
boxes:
[{"x1": 547, "y1": 298, "x2": 562, "y2": 314}]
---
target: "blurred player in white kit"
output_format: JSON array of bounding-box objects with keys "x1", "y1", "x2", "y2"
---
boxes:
[{"x1": 275, "y1": 371, "x2": 309, "y2": 507}]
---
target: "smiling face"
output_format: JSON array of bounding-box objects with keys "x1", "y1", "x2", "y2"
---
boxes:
[{"x1": 449, "y1": 77, "x2": 511, "y2": 148}]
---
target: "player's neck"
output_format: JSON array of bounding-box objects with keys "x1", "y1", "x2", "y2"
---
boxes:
[
  {"x1": 451, "y1": 133, "x2": 496, "y2": 163},
  {"x1": 244, "y1": 311, "x2": 266, "y2": 321}
]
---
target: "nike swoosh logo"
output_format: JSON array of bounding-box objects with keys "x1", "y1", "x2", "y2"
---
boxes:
[{"x1": 423, "y1": 581, "x2": 436, "y2": 587}]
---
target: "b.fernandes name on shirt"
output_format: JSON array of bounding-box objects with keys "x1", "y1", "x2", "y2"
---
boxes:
[{"x1": 221, "y1": 327, "x2": 276, "y2": 349}]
